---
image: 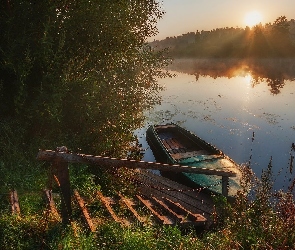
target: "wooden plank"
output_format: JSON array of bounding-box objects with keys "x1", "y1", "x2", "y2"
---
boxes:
[
  {"x1": 169, "y1": 138, "x2": 183, "y2": 149},
  {"x1": 151, "y1": 196, "x2": 188, "y2": 224},
  {"x1": 164, "y1": 197, "x2": 207, "y2": 223},
  {"x1": 118, "y1": 193, "x2": 147, "y2": 224},
  {"x1": 161, "y1": 139, "x2": 171, "y2": 150},
  {"x1": 37, "y1": 150, "x2": 237, "y2": 177},
  {"x1": 73, "y1": 190, "x2": 96, "y2": 232},
  {"x1": 164, "y1": 138, "x2": 176, "y2": 149},
  {"x1": 139, "y1": 184, "x2": 211, "y2": 221},
  {"x1": 139, "y1": 183, "x2": 209, "y2": 227},
  {"x1": 134, "y1": 170, "x2": 215, "y2": 227},
  {"x1": 136, "y1": 195, "x2": 174, "y2": 225},
  {"x1": 10, "y1": 190, "x2": 20, "y2": 215},
  {"x1": 152, "y1": 196, "x2": 206, "y2": 227},
  {"x1": 44, "y1": 189, "x2": 60, "y2": 220},
  {"x1": 103, "y1": 196, "x2": 116, "y2": 205},
  {"x1": 162, "y1": 138, "x2": 186, "y2": 154},
  {"x1": 96, "y1": 191, "x2": 121, "y2": 223},
  {"x1": 136, "y1": 169, "x2": 214, "y2": 214},
  {"x1": 96, "y1": 191, "x2": 130, "y2": 226}
]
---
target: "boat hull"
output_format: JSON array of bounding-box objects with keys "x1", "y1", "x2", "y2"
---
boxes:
[{"x1": 146, "y1": 123, "x2": 241, "y2": 196}]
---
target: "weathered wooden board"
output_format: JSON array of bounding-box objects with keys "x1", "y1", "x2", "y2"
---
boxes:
[
  {"x1": 151, "y1": 196, "x2": 189, "y2": 224},
  {"x1": 37, "y1": 150, "x2": 237, "y2": 177},
  {"x1": 134, "y1": 169, "x2": 213, "y2": 226},
  {"x1": 118, "y1": 193, "x2": 148, "y2": 224},
  {"x1": 51, "y1": 160, "x2": 72, "y2": 224},
  {"x1": 96, "y1": 191, "x2": 130, "y2": 227},
  {"x1": 136, "y1": 195, "x2": 174, "y2": 225},
  {"x1": 74, "y1": 190, "x2": 96, "y2": 232}
]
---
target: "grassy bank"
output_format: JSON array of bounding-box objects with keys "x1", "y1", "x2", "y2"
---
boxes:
[{"x1": 1, "y1": 149, "x2": 295, "y2": 249}]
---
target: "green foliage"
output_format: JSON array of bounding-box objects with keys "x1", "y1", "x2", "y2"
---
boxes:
[
  {"x1": 95, "y1": 223, "x2": 203, "y2": 250},
  {"x1": 205, "y1": 162, "x2": 295, "y2": 249},
  {"x1": 0, "y1": 0, "x2": 169, "y2": 193},
  {"x1": 0, "y1": 119, "x2": 47, "y2": 193},
  {"x1": 0, "y1": 215, "x2": 45, "y2": 250},
  {"x1": 0, "y1": 0, "x2": 168, "y2": 154},
  {"x1": 48, "y1": 224, "x2": 96, "y2": 250},
  {"x1": 69, "y1": 164, "x2": 101, "y2": 196}
]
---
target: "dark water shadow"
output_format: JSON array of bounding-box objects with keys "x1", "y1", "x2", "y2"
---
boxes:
[{"x1": 168, "y1": 58, "x2": 295, "y2": 95}]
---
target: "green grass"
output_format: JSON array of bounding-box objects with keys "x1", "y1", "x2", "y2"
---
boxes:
[
  {"x1": 1, "y1": 141, "x2": 295, "y2": 249},
  {"x1": 0, "y1": 180, "x2": 294, "y2": 250}
]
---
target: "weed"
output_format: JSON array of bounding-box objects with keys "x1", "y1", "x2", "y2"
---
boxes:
[{"x1": 207, "y1": 159, "x2": 295, "y2": 249}]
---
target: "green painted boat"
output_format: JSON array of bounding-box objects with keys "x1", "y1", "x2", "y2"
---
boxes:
[{"x1": 146, "y1": 123, "x2": 241, "y2": 196}]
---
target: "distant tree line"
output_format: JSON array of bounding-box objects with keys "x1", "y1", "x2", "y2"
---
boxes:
[{"x1": 151, "y1": 16, "x2": 295, "y2": 58}]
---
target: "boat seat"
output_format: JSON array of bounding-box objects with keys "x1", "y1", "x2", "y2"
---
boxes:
[
  {"x1": 170, "y1": 148, "x2": 186, "y2": 154},
  {"x1": 162, "y1": 138, "x2": 186, "y2": 151},
  {"x1": 171, "y1": 150, "x2": 211, "y2": 160}
]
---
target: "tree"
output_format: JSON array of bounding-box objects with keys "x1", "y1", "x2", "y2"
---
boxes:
[
  {"x1": 0, "y1": 0, "x2": 168, "y2": 156},
  {"x1": 273, "y1": 16, "x2": 289, "y2": 34},
  {"x1": 270, "y1": 16, "x2": 295, "y2": 56},
  {"x1": 249, "y1": 24, "x2": 271, "y2": 57}
]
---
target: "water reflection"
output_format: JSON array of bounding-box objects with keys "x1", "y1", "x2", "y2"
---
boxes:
[
  {"x1": 169, "y1": 58, "x2": 295, "y2": 94},
  {"x1": 137, "y1": 66, "x2": 295, "y2": 191}
]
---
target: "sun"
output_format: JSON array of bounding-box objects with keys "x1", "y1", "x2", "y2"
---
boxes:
[{"x1": 244, "y1": 10, "x2": 263, "y2": 27}]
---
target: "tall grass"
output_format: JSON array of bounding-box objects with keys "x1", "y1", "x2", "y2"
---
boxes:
[{"x1": 206, "y1": 160, "x2": 295, "y2": 249}]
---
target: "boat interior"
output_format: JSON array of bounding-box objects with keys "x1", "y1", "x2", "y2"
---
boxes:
[{"x1": 154, "y1": 125, "x2": 214, "y2": 160}]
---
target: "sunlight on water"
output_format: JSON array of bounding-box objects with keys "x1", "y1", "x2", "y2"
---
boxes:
[
  {"x1": 244, "y1": 73, "x2": 252, "y2": 85},
  {"x1": 136, "y1": 60, "x2": 295, "y2": 191}
]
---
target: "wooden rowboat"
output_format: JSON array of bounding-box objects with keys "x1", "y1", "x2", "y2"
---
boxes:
[{"x1": 146, "y1": 123, "x2": 241, "y2": 196}]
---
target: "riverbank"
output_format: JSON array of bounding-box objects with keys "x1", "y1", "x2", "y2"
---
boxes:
[{"x1": 1, "y1": 145, "x2": 295, "y2": 248}]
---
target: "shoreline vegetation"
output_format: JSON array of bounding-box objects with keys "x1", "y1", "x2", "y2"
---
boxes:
[
  {"x1": 151, "y1": 16, "x2": 295, "y2": 59},
  {"x1": 1, "y1": 1, "x2": 295, "y2": 248}
]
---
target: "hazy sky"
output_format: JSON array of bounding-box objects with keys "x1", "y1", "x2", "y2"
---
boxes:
[{"x1": 151, "y1": 0, "x2": 295, "y2": 40}]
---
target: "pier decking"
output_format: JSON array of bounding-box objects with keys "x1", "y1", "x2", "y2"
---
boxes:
[{"x1": 29, "y1": 149, "x2": 232, "y2": 229}]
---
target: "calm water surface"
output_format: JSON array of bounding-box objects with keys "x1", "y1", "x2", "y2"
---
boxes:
[{"x1": 135, "y1": 60, "x2": 295, "y2": 191}]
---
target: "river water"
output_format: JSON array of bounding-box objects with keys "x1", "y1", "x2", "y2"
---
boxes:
[{"x1": 135, "y1": 59, "x2": 295, "y2": 191}]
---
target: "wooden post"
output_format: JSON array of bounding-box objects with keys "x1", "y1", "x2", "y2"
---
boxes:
[
  {"x1": 44, "y1": 189, "x2": 60, "y2": 220},
  {"x1": 51, "y1": 147, "x2": 72, "y2": 224},
  {"x1": 222, "y1": 176, "x2": 229, "y2": 197},
  {"x1": 10, "y1": 190, "x2": 20, "y2": 215}
]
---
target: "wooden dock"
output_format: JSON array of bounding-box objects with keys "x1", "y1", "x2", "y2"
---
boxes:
[
  {"x1": 134, "y1": 169, "x2": 214, "y2": 226},
  {"x1": 37, "y1": 149, "x2": 232, "y2": 227},
  {"x1": 5, "y1": 169, "x2": 216, "y2": 232},
  {"x1": 2, "y1": 148, "x2": 234, "y2": 230}
]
